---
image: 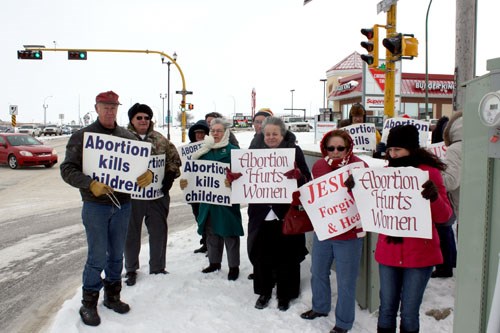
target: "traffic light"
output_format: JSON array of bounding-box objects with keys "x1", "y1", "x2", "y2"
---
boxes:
[
  {"x1": 382, "y1": 33, "x2": 403, "y2": 59},
  {"x1": 360, "y1": 26, "x2": 379, "y2": 68},
  {"x1": 68, "y1": 50, "x2": 87, "y2": 60},
  {"x1": 188, "y1": 103, "x2": 194, "y2": 110},
  {"x1": 402, "y1": 37, "x2": 419, "y2": 58},
  {"x1": 383, "y1": 34, "x2": 419, "y2": 60},
  {"x1": 17, "y1": 50, "x2": 43, "y2": 60}
]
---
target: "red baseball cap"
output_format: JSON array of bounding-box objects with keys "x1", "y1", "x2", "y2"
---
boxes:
[{"x1": 95, "y1": 91, "x2": 121, "y2": 105}]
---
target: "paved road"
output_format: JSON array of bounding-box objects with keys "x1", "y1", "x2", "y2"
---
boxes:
[{"x1": 0, "y1": 136, "x2": 193, "y2": 333}]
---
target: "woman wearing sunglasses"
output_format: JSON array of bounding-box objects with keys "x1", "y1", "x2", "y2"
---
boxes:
[{"x1": 300, "y1": 129, "x2": 367, "y2": 333}]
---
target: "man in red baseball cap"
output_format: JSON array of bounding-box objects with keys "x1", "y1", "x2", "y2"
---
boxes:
[{"x1": 60, "y1": 90, "x2": 154, "y2": 326}]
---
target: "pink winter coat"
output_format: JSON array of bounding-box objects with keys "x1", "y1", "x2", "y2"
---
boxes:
[{"x1": 374, "y1": 164, "x2": 453, "y2": 268}]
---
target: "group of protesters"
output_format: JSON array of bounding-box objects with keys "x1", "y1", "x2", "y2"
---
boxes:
[{"x1": 62, "y1": 93, "x2": 458, "y2": 333}]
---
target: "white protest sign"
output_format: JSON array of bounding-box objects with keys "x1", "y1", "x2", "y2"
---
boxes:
[
  {"x1": 299, "y1": 162, "x2": 365, "y2": 241},
  {"x1": 342, "y1": 123, "x2": 377, "y2": 151},
  {"x1": 181, "y1": 159, "x2": 232, "y2": 206},
  {"x1": 381, "y1": 118, "x2": 430, "y2": 147},
  {"x1": 426, "y1": 142, "x2": 447, "y2": 161},
  {"x1": 230, "y1": 148, "x2": 297, "y2": 204},
  {"x1": 351, "y1": 167, "x2": 432, "y2": 239},
  {"x1": 177, "y1": 141, "x2": 204, "y2": 161},
  {"x1": 131, "y1": 154, "x2": 165, "y2": 200},
  {"x1": 83, "y1": 133, "x2": 151, "y2": 194}
]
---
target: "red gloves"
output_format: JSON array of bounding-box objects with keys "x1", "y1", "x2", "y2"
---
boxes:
[
  {"x1": 284, "y1": 162, "x2": 302, "y2": 180},
  {"x1": 225, "y1": 167, "x2": 242, "y2": 184}
]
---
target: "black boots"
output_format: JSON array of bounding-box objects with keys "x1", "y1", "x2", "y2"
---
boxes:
[
  {"x1": 125, "y1": 272, "x2": 137, "y2": 286},
  {"x1": 103, "y1": 280, "x2": 130, "y2": 314},
  {"x1": 80, "y1": 289, "x2": 100, "y2": 326},
  {"x1": 202, "y1": 263, "x2": 221, "y2": 273},
  {"x1": 194, "y1": 244, "x2": 208, "y2": 254},
  {"x1": 228, "y1": 267, "x2": 239, "y2": 281}
]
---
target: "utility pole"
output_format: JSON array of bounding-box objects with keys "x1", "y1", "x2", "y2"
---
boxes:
[
  {"x1": 384, "y1": 4, "x2": 397, "y2": 119},
  {"x1": 453, "y1": 0, "x2": 476, "y2": 111}
]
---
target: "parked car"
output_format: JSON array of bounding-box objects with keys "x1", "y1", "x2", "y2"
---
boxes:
[
  {"x1": 69, "y1": 125, "x2": 83, "y2": 134},
  {"x1": 0, "y1": 125, "x2": 13, "y2": 133},
  {"x1": 42, "y1": 125, "x2": 62, "y2": 136},
  {"x1": 0, "y1": 133, "x2": 58, "y2": 169},
  {"x1": 18, "y1": 124, "x2": 41, "y2": 137},
  {"x1": 61, "y1": 126, "x2": 72, "y2": 135}
]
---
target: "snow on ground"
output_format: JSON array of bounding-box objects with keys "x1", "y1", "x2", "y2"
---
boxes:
[{"x1": 47, "y1": 126, "x2": 456, "y2": 333}]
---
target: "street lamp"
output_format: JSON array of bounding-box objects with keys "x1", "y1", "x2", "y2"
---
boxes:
[
  {"x1": 290, "y1": 89, "x2": 295, "y2": 116},
  {"x1": 43, "y1": 95, "x2": 53, "y2": 127},
  {"x1": 320, "y1": 79, "x2": 327, "y2": 109},
  {"x1": 162, "y1": 52, "x2": 177, "y2": 140},
  {"x1": 160, "y1": 93, "x2": 167, "y2": 128}
]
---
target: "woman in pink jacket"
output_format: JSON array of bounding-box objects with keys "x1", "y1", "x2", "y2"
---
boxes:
[{"x1": 375, "y1": 125, "x2": 452, "y2": 333}]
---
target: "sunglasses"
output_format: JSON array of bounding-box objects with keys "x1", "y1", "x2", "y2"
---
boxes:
[
  {"x1": 136, "y1": 116, "x2": 150, "y2": 121},
  {"x1": 326, "y1": 146, "x2": 346, "y2": 152}
]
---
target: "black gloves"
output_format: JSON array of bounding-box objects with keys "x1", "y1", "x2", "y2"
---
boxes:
[
  {"x1": 421, "y1": 180, "x2": 438, "y2": 202},
  {"x1": 344, "y1": 174, "x2": 355, "y2": 191},
  {"x1": 162, "y1": 172, "x2": 176, "y2": 193},
  {"x1": 386, "y1": 236, "x2": 404, "y2": 244}
]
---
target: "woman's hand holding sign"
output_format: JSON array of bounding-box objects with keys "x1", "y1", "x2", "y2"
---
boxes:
[
  {"x1": 179, "y1": 178, "x2": 188, "y2": 190},
  {"x1": 421, "y1": 180, "x2": 438, "y2": 202},
  {"x1": 225, "y1": 167, "x2": 242, "y2": 188},
  {"x1": 283, "y1": 162, "x2": 302, "y2": 180}
]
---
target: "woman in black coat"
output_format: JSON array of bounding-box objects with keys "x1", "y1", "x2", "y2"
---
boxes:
[{"x1": 247, "y1": 116, "x2": 311, "y2": 312}]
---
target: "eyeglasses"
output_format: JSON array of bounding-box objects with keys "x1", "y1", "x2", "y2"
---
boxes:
[
  {"x1": 135, "y1": 116, "x2": 150, "y2": 121},
  {"x1": 210, "y1": 129, "x2": 224, "y2": 134},
  {"x1": 253, "y1": 120, "x2": 263, "y2": 125},
  {"x1": 326, "y1": 146, "x2": 346, "y2": 152}
]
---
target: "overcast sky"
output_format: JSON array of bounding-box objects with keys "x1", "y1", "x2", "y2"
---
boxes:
[{"x1": 2, "y1": 0, "x2": 498, "y2": 126}]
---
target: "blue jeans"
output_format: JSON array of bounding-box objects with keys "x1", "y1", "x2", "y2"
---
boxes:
[
  {"x1": 377, "y1": 264, "x2": 433, "y2": 332},
  {"x1": 310, "y1": 233, "x2": 363, "y2": 330},
  {"x1": 82, "y1": 201, "x2": 131, "y2": 291}
]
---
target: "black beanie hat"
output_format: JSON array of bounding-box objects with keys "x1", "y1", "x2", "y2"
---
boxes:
[
  {"x1": 386, "y1": 124, "x2": 420, "y2": 150},
  {"x1": 128, "y1": 103, "x2": 153, "y2": 121}
]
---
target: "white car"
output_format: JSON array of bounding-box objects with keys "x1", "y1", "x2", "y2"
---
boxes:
[{"x1": 18, "y1": 124, "x2": 41, "y2": 137}]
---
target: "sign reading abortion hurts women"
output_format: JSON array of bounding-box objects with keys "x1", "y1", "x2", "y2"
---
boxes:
[
  {"x1": 181, "y1": 159, "x2": 232, "y2": 206},
  {"x1": 82, "y1": 133, "x2": 152, "y2": 194},
  {"x1": 230, "y1": 148, "x2": 297, "y2": 204},
  {"x1": 351, "y1": 166, "x2": 432, "y2": 239},
  {"x1": 298, "y1": 162, "x2": 365, "y2": 241}
]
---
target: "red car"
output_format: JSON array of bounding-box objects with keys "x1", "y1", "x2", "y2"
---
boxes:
[{"x1": 0, "y1": 133, "x2": 58, "y2": 169}]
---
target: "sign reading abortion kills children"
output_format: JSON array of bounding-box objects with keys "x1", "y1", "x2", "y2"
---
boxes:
[
  {"x1": 131, "y1": 155, "x2": 165, "y2": 200},
  {"x1": 380, "y1": 117, "x2": 430, "y2": 147},
  {"x1": 342, "y1": 123, "x2": 377, "y2": 151},
  {"x1": 177, "y1": 142, "x2": 204, "y2": 161},
  {"x1": 82, "y1": 133, "x2": 152, "y2": 194},
  {"x1": 351, "y1": 167, "x2": 432, "y2": 239},
  {"x1": 230, "y1": 149, "x2": 297, "y2": 204},
  {"x1": 299, "y1": 162, "x2": 366, "y2": 241},
  {"x1": 181, "y1": 159, "x2": 231, "y2": 206}
]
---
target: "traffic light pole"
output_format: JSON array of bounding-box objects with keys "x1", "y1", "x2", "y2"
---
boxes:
[
  {"x1": 384, "y1": 4, "x2": 397, "y2": 119},
  {"x1": 22, "y1": 47, "x2": 190, "y2": 142}
]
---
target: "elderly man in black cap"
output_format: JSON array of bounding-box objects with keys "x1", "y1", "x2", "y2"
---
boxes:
[
  {"x1": 124, "y1": 103, "x2": 181, "y2": 286},
  {"x1": 60, "y1": 91, "x2": 154, "y2": 326}
]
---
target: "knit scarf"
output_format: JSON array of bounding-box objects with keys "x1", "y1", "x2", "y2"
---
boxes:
[{"x1": 192, "y1": 129, "x2": 230, "y2": 160}]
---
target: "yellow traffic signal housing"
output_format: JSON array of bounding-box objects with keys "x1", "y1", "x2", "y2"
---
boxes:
[
  {"x1": 402, "y1": 37, "x2": 418, "y2": 57},
  {"x1": 360, "y1": 26, "x2": 379, "y2": 68}
]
